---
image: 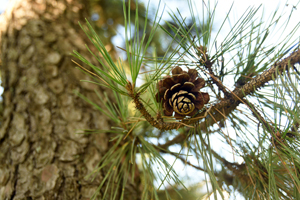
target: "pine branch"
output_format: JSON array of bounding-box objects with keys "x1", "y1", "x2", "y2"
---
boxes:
[
  {"x1": 158, "y1": 133, "x2": 187, "y2": 149},
  {"x1": 244, "y1": 101, "x2": 276, "y2": 134},
  {"x1": 201, "y1": 139, "x2": 244, "y2": 173},
  {"x1": 127, "y1": 49, "x2": 300, "y2": 132},
  {"x1": 173, "y1": 153, "x2": 214, "y2": 175},
  {"x1": 192, "y1": 49, "x2": 300, "y2": 131},
  {"x1": 200, "y1": 50, "x2": 231, "y2": 97}
]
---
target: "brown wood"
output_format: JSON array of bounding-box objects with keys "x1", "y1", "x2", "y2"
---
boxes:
[{"x1": 0, "y1": 0, "x2": 140, "y2": 199}]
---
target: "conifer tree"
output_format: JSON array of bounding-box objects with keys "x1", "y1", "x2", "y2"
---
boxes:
[{"x1": 1, "y1": 0, "x2": 300, "y2": 199}]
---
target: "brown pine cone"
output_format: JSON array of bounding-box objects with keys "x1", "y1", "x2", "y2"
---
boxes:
[{"x1": 156, "y1": 66, "x2": 209, "y2": 119}]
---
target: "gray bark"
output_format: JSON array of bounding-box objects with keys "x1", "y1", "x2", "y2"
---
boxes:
[{"x1": 0, "y1": 0, "x2": 140, "y2": 199}]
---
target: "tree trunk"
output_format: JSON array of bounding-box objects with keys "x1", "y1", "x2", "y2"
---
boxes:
[{"x1": 0, "y1": 0, "x2": 140, "y2": 199}]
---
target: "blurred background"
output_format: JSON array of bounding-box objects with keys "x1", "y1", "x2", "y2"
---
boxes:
[{"x1": 1, "y1": 0, "x2": 300, "y2": 199}]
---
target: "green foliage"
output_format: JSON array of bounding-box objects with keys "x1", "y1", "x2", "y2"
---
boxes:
[{"x1": 74, "y1": 0, "x2": 300, "y2": 199}]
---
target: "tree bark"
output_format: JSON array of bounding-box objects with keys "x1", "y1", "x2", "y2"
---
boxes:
[{"x1": 0, "y1": 0, "x2": 140, "y2": 199}]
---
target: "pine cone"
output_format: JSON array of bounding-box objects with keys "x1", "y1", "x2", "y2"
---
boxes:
[{"x1": 156, "y1": 66, "x2": 209, "y2": 119}]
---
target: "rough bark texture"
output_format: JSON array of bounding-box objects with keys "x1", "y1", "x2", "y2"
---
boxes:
[{"x1": 0, "y1": 0, "x2": 140, "y2": 199}]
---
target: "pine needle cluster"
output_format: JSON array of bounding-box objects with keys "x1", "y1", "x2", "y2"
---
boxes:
[{"x1": 72, "y1": 0, "x2": 300, "y2": 199}]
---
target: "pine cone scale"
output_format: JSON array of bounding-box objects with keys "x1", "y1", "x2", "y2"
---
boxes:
[
  {"x1": 164, "y1": 89, "x2": 170, "y2": 100},
  {"x1": 163, "y1": 77, "x2": 175, "y2": 88},
  {"x1": 177, "y1": 74, "x2": 190, "y2": 83},
  {"x1": 192, "y1": 78, "x2": 205, "y2": 92},
  {"x1": 194, "y1": 92, "x2": 209, "y2": 109},
  {"x1": 187, "y1": 93, "x2": 196, "y2": 100},
  {"x1": 188, "y1": 69, "x2": 198, "y2": 81},
  {"x1": 170, "y1": 83, "x2": 181, "y2": 91},
  {"x1": 164, "y1": 101, "x2": 173, "y2": 116},
  {"x1": 172, "y1": 66, "x2": 183, "y2": 74},
  {"x1": 156, "y1": 66, "x2": 210, "y2": 119},
  {"x1": 181, "y1": 82, "x2": 195, "y2": 90}
]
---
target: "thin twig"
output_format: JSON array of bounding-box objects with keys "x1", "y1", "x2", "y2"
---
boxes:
[
  {"x1": 72, "y1": 60, "x2": 109, "y2": 86},
  {"x1": 170, "y1": 152, "x2": 215, "y2": 174},
  {"x1": 156, "y1": 143, "x2": 215, "y2": 175},
  {"x1": 202, "y1": 58, "x2": 231, "y2": 97},
  {"x1": 244, "y1": 102, "x2": 276, "y2": 134},
  {"x1": 201, "y1": 139, "x2": 242, "y2": 172},
  {"x1": 158, "y1": 133, "x2": 187, "y2": 149}
]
